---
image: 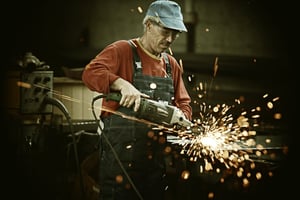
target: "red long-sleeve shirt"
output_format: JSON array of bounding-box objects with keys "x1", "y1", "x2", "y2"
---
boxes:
[{"x1": 82, "y1": 38, "x2": 192, "y2": 120}]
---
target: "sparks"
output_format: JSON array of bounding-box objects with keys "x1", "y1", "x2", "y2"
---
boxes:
[{"x1": 168, "y1": 93, "x2": 288, "y2": 179}]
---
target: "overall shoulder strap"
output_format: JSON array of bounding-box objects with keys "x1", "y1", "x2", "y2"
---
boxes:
[
  {"x1": 162, "y1": 53, "x2": 172, "y2": 76},
  {"x1": 128, "y1": 40, "x2": 142, "y2": 73}
]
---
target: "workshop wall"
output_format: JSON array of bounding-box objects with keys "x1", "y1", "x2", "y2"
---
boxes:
[{"x1": 5, "y1": 0, "x2": 292, "y2": 70}]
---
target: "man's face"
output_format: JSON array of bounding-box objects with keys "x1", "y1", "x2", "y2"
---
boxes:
[{"x1": 147, "y1": 21, "x2": 180, "y2": 55}]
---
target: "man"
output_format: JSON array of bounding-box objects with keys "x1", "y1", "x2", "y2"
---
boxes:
[{"x1": 82, "y1": 0, "x2": 192, "y2": 199}]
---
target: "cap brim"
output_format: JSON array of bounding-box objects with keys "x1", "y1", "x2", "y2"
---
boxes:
[{"x1": 160, "y1": 17, "x2": 187, "y2": 32}]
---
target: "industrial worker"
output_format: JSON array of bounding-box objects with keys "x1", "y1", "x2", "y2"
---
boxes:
[{"x1": 82, "y1": 0, "x2": 192, "y2": 199}]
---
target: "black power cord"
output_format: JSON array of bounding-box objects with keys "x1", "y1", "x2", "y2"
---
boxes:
[
  {"x1": 43, "y1": 96, "x2": 86, "y2": 200},
  {"x1": 91, "y1": 94, "x2": 144, "y2": 200}
]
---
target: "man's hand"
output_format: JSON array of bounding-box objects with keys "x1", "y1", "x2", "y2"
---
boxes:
[{"x1": 111, "y1": 78, "x2": 149, "y2": 112}]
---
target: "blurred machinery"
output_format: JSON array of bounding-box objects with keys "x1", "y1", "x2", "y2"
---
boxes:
[{"x1": 4, "y1": 52, "x2": 99, "y2": 200}]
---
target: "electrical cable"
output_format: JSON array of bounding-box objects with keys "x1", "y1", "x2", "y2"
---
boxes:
[
  {"x1": 91, "y1": 94, "x2": 144, "y2": 200},
  {"x1": 43, "y1": 96, "x2": 86, "y2": 200}
]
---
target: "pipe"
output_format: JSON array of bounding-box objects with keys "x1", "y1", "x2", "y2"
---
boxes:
[{"x1": 184, "y1": 0, "x2": 197, "y2": 53}]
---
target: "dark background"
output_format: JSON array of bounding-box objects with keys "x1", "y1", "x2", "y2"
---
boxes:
[{"x1": 2, "y1": 0, "x2": 297, "y2": 199}]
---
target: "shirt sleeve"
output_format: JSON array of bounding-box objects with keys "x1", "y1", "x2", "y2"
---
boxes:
[
  {"x1": 168, "y1": 55, "x2": 193, "y2": 120},
  {"x1": 81, "y1": 40, "x2": 132, "y2": 94}
]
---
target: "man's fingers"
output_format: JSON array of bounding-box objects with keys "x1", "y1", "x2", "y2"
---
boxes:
[
  {"x1": 119, "y1": 96, "x2": 126, "y2": 105},
  {"x1": 141, "y1": 93, "x2": 150, "y2": 99},
  {"x1": 133, "y1": 97, "x2": 141, "y2": 112}
]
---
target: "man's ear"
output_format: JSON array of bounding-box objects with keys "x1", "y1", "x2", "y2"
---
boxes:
[{"x1": 145, "y1": 20, "x2": 153, "y2": 31}]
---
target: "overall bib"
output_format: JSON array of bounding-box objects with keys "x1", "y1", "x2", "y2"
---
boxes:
[{"x1": 99, "y1": 41, "x2": 174, "y2": 200}]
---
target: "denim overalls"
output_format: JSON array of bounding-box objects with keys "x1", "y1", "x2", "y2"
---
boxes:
[{"x1": 99, "y1": 41, "x2": 174, "y2": 200}]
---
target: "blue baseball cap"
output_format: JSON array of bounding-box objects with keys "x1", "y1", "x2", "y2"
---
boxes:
[{"x1": 146, "y1": 0, "x2": 187, "y2": 32}]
